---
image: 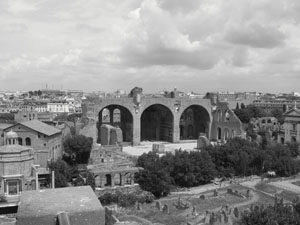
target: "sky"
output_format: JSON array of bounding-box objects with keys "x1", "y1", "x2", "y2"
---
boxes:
[{"x1": 0, "y1": 0, "x2": 300, "y2": 93}]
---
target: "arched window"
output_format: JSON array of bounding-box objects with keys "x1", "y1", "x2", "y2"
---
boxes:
[
  {"x1": 225, "y1": 110, "x2": 230, "y2": 121},
  {"x1": 113, "y1": 109, "x2": 121, "y2": 123},
  {"x1": 102, "y1": 108, "x2": 110, "y2": 123},
  {"x1": 217, "y1": 127, "x2": 222, "y2": 140},
  {"x1": 25, "y1": 137, "x2": 31, "y2": 146},
  {"x1": 18, "y1": 138, "x2": 22, "y2": 145},
  {"x1": 218, "y1": 110, "x2": 222, "y2": 122}
]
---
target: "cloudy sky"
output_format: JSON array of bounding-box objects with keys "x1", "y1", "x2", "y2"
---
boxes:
[{"x1": 0, "y1": 0, "x2": 300, "y2": 93}]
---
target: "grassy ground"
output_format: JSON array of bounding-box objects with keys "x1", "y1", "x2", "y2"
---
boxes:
[
  {"x1": 292, "y1": 180, "x2": 300, "y2": 187},
  {"x1": 255, "y1": 182, "x2": 299, "y2": 202},
  {"x1": 116, "y1": 184, "x2": 275, "y2": 225}
]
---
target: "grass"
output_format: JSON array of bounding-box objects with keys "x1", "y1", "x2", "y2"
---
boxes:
[
  {"x1": 292, "y1": 181, "x2": 300, "y2": 187},
  {"x1": 255, "y1": 182, "x2": 299, "y2": 202}
]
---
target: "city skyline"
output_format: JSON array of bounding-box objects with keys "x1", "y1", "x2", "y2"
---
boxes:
[{"x1": 0, "y1": 0, "x2": 300, "y2": 93}]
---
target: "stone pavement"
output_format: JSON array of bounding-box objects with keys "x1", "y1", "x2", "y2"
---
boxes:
[{"x1": 123, "y1": 141, "x2": 197, "y2": 156}]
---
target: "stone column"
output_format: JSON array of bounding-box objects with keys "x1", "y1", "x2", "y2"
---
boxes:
[
  {"x1": 132, "y1": 113, "x2": 141, "y2": 146},
  {"x1": 297, "y1": 124, "x2": 300, "y2": 142},
  {"x1": 130, "y1": 174, "x2": 135, "y2": 185},
  {"x1": 173, "y1": 112, "x2": 180, "y2": 143},
  {"x1": 111, "y1": 174, "x2": 115, "y2": 187},
  {"x1": 120, "y1": 174, "x2": 124, "y2": 186}
]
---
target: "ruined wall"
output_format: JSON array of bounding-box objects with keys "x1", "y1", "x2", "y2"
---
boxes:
[{"x1": 211, "y1": 102, "x2": 245, "y2": 142}]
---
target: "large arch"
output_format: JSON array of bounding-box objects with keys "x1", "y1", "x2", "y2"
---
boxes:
[
  {"x1": 180, "y1": 105, "x2": 210, "y2": 140},
  {"x1": 98, "y1": 104, "x2": 133, "y2": 144},
  {"x1": 140, "y1": 104, "x2": 174, "y2": 142}
]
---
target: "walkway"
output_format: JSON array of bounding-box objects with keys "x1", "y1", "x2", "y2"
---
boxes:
[{"x1": 269, "y1": 178, "x2": 300, "y2": 194}]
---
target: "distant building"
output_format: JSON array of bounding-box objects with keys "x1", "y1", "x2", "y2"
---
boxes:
[
  {"x1": 278, "y1": 105, "x2": 300, "y2": 144},
  {"x1": 3, "y1": 120, "x2": 62, "y2": 167},
  {"x1": 0, "y1": 130, "x2": 34, "y2": 197},
  {"x1": 0, "y1": 130, "x2": 51, "y2": 201},
  {"x1": 253, "y1": 99, "x2": 300, "y2": 113},
  {"x1": 47, "y1": 102, "x2": 70, "y2": 113},
  {"x1": 250, "y1": 117, "x2": 281, "y2": 132}
]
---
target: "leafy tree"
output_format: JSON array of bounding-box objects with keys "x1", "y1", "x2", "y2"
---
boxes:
[
  {"x1": 271, "y1": 108, "x2": 284, "y2": 124},
  {"x1": 0, "y1": 113, "x2": 14, "y2": 121},
  {"x1": 63, "y1": 135, "x2": 93, "y2": 164},
  {"x1": 135, "y1": 169, "x2": 172, "y2": 198},
  {"x1": 48, "y1": 159, "x2": 75, "y2": 188},
  {"x1": 54, "y1": 113, "x2": 68, "y2": 122},
  {"x1": 234, "y1": 105, "x2": 267, "y2": 123}
]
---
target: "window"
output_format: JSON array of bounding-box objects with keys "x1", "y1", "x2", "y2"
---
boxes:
[
  {"x1": 8, "y1": 181, "x2": 18, "y2": 195},
  {"x1": 293, "y1": 124, "x2": 297, "y2": 131},
  {"x1": 44, "y1": 143, "x2": 46, "y2": 147},
  {"x1": 5, "y1": 180, "x2": 20, "y2": 196},
  {"x1": 18, "y1": 138, "x2": 22, "y2": 145},
  {"x1": 25, "y1": 137, "x2": 31, "y2": 146}
]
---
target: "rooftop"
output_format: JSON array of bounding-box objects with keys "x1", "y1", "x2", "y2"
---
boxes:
[
  {"x1": 17, "y1": 186, "x2": 104, "y2": 225},
  {"x1": 10, "y1": 120, "x2": 61, "y2": 136}
]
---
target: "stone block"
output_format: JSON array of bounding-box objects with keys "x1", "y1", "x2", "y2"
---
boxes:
[
  {"x1": 227, "y1": 188, "x2": 233, "y2": 194},
  {"x1": 233, "y1": 207, "x2": 239, "y2": 218},
  {"x1": 213, "y1": 190, "x2": 218, "y2": 197},
  {"x1": 110, "y1": 127, "x2": 123, "y2": 145},
  {"x1": 156, "y1": 201, "x2": 162, "y2": 211},
  {"x1": 17, "y1": 186, "x2": 105, "y2": 225},
  {"x1": 162, "y1": 204, "x2": 169, "y2": 214},
  {"x1": 100, "y1": 124, "x2": 111, "y2": 145},
  {"x1": 197, "y1": 135, "x2": 209, "y2": 149},
  {"x1": 152, "y1": 143, "x2": 165, "y2": 153}
]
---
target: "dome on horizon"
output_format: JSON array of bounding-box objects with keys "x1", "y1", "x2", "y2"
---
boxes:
[{"x1": 6, "y1": 130, "x2": 18, "y2": 139}]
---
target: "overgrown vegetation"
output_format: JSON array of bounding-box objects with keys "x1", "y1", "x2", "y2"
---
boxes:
[
  {"x1": 99, "y1": 190, "x2": 154, "y2": 207},
  {"x1": 135, "y1": 150, "x2": 216, "y2": 198},
  {"x1": 136, "y1": 138, "x2": 300, "y2": 198},
  {"x1": 240, "y1": 198, "x2": 300, "y2": 225},
  {"x1": 63, "y1": 134, "x2": 93, "y2": 165},
  {"x1": 206, "y1": 138, "x2": 300, "y2": 178}
]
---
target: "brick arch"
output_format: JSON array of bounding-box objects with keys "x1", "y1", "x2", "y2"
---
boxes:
[
  {"x1": 140, "y1": 102, "x2": 174, "y2": 118},
  {"x1": 97, "y1": 104, "x2": 134, "y2": 144},
  {"x1": 140, "y1": 104, "x2": 174, "y2": 142},
  {"x1": 179, "y1": 104, "x2": 211, "y2": 140}
]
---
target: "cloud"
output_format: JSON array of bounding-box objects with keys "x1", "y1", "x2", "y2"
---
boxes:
[
  {"x1": 7, "y1": 0, "x2": 39, "y2": 15},
  {"x1": 225, "y1": 23, "x2": 285, "y2": 48},
  {"x1": 120, "y1": 0, "x2": 222, "y2": 69},
  {"x1": 0, "y1": 0, "x2": 299, "y2": 93}
]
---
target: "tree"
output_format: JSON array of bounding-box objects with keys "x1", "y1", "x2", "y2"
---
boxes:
[
  {"x1": 241, "y1": 103, "x2": 246, "y2": 109},
  {"x1": 236, "y1": 103, "x2": 240, "y2": 110},
  {"x1": 48, "y1": 159, "x2": 75, "y2": 188},
  {"x1": 271, "y1": 108, "x2": 284, "y2": 124},
  {"x1": 135, "y1": 169, "x2": 172, "y2": 198},
  {"x1": 63, "y1": 135, "x2": 93, "y2": 164},
  {"x1": 0, "y1": 113, "x2": 14, "y2": 121}
]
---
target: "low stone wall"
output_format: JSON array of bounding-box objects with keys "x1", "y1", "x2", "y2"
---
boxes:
[{"x1": 95, "y1": 184, "x2": 140, "y2": 197}]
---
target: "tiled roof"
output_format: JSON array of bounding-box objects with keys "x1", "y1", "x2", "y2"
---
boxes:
[
  {"x1": 19, "y1": 120, "x2": 61, "y2": 136},
  {"x1": 0, "y1": 145, "x2": 31, "y2": 153}
]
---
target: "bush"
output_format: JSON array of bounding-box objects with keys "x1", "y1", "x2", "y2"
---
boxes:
[{"x1": 98, "y1": 190, "x2": 154, "y2": 207}]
